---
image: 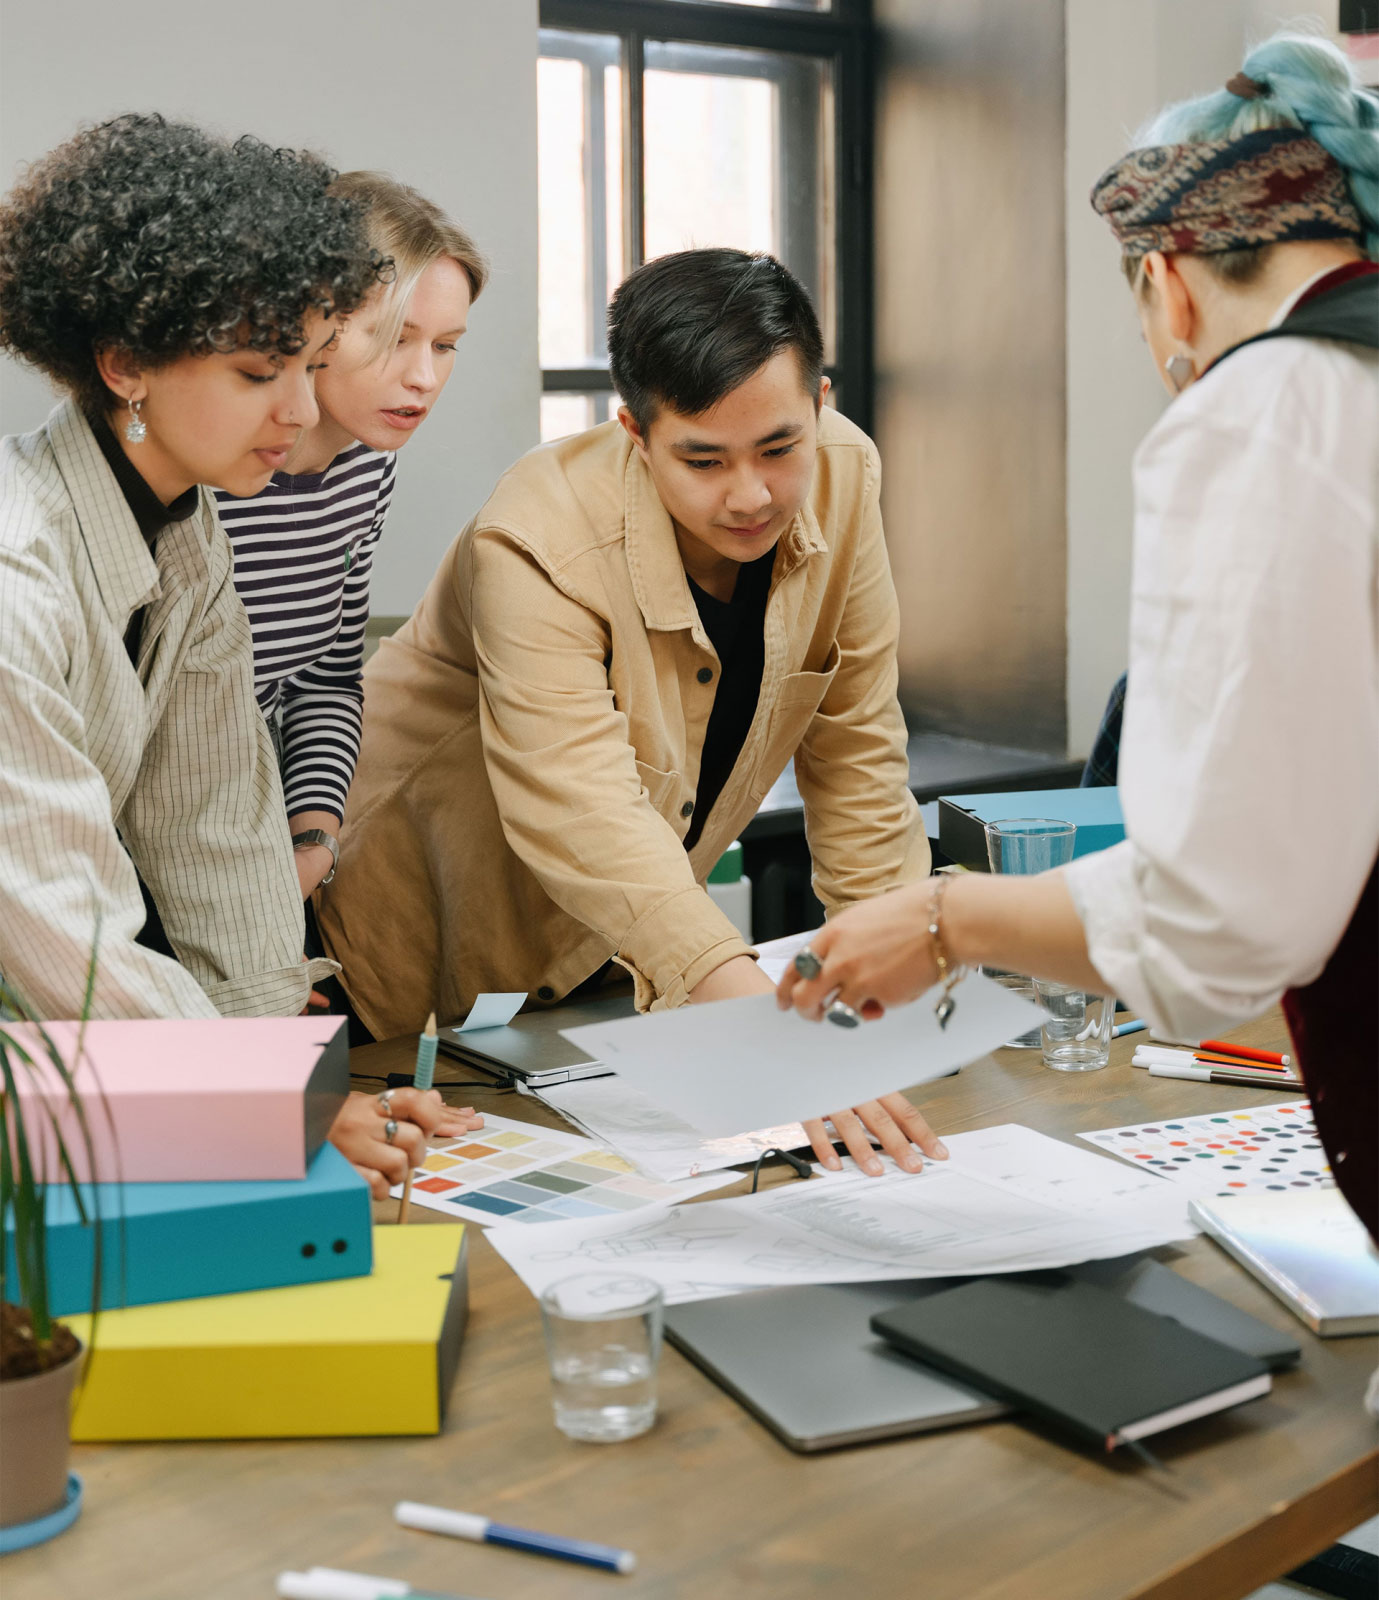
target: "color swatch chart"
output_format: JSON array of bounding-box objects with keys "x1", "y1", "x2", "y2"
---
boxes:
[
  {"x1": 391, "y1": 1113, "x2": 732, "y2": 1227},
  {"x1": 1079, "y1": 1102, "x2": 1332, "y2": 1200}
]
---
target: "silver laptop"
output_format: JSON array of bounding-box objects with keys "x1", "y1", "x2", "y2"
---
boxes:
[
  {"x1": 436, "y1": 991, "x2": 634, "y2": 1089},
  {"x1": 665, "y1": 1259, "x2": 1299, "y2": 1454}
]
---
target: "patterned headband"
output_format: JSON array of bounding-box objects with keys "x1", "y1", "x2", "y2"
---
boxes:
[{"x1": 1091, "y1": 126, "x2": 1363, "y2": 260}]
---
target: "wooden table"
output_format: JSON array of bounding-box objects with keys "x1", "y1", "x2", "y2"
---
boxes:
[{"x1": 6, "y1": 1013, "x2": 1375, "y2": 1600}]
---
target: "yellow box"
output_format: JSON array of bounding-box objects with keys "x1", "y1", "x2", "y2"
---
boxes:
[{"x1": 67, "y1": 1226, "x2": 467, "y2": 1440}]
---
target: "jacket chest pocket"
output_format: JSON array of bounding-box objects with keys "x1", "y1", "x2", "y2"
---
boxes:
[
  {"x1": 747, "y1": 641, "x2": 841, "y2": 803},
  {"x1": 634, "y1": 758, "x2": 683, "y2": 817}
]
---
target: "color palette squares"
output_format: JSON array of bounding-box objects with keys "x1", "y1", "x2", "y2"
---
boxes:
[
  {"x1": 1079, "y1": 1102, "x2": 1332, "y2": 1201},
  {"x1": 391, "y1": 1112, "x2": 727, "y2": 1226}
]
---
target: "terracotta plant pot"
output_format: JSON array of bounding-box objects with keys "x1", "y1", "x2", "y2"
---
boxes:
[{"x1": 0, "y1": 1343, "x2": 83, "y2": 1531}]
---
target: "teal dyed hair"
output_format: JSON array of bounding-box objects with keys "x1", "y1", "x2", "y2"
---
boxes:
[{"x1": 1137, "y1": 32, "x2": 1379, "y2": 263}]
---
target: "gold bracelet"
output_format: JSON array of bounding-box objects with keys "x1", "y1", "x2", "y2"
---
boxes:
[{"x1": 927, "y1": 874, "x2": 967, "y2": 1030}]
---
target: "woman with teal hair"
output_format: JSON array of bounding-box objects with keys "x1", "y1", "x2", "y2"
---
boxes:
[{"x1": 777, "y1": 35, "x2": 1379, "y2": 1252}]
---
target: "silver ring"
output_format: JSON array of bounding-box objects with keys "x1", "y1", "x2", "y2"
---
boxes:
[
  {"x1": 826, "y1": 999, "x2": 861, "y2": 1030},
  {"x1": 384, "y1": 1119, "x2": 399, "y2": 1144},
  {"x1": 377, "y1": 1089, "x2": 395, "y2": 1116},
  {"x1": 793, "y1": 946, "x2": 824, "y2": 982}
]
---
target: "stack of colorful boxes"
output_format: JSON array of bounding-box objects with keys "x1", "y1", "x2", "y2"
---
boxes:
[{"x1": 4, "y1": 1019, "x2": 467, "y2": 1439}]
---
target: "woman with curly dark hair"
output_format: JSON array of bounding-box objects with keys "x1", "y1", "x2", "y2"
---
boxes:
[{"x1": 0, "y1": 113, "x2": 460, "y2": 1196}]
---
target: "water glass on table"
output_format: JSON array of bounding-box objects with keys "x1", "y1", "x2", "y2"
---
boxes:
[
  {"x1": 1032, "y1": 981, "x2": 1114, "y2": 1072},
  {"x1": 540, "y1": 1273, "x2": 664, "y2": 1443},
  {"x1": 982, "y1": 818, "x2": 1078, "y2": 1047}
]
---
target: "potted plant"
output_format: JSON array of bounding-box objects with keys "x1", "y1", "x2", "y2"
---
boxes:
[{"x1": 0, "y1": 955, "x2": 105, "y2": 1546}]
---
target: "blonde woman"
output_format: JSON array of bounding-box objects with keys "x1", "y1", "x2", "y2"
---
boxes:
[{"x1": 216, "y1": 174, "x2": 487, "y2": 902}]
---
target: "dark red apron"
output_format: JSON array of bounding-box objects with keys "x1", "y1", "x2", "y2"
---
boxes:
[{"x1": 1282, "y1": 861, "x2": 1378, "y2": 1242}]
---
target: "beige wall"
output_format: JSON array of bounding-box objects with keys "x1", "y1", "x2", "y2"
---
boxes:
[
  {"x1": 1064, "y1": 0, "x2": 1342, "y2": 755},
  {"x1": 0, "y1": 0, "x2": 540, "y2": 618},
  {"x1": 874, "y1": 0, "x2": 1069, "y2": 754}
]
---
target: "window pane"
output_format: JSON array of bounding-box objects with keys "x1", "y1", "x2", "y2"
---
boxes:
[
  {"x1": 643, "y1": 42, "x2": 836, "y2": 361},
  {"x1": 540, "y1": 391, "x2": 620, "y2": 444},
  {"x1": 538, "y1": 31, "x2": 625, "y2": 369}
]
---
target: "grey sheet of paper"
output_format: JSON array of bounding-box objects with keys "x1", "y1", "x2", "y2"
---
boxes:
[
  {"x1": 559, "y1": 974, "x2": 1042, "y2": 1139},
  {"x1": 455, "y1": 991, "x2": 527, "y2": 1033}
]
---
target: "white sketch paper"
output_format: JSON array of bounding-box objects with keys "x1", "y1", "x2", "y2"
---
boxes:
[
  {"x1": 536, "y1": 1075, "x2": 808, "y2": 1183},
  {"x1": 488, "y1": 1124, "x2": 1198, "y2": 1305}
]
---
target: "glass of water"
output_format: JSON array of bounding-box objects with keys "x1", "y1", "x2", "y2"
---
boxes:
[
  {"x1": 1032, "y1": 980, "x2": 1114, "y2": 1072},
  {"x1": 983, "y1": 819, "x2": 1078, "y2": 1047},
  {"x1": 540, "y1": 1273, "x2": 663, "y2": 1443}
]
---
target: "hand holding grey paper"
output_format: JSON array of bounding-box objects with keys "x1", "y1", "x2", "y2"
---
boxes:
[{"x1": 558, "y1": 974, "x2": 1042, "y2": 1141}]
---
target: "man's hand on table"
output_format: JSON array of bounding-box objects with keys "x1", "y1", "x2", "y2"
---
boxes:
[
  {"x1": 329, "y1": 1088, "x2": 485, "y2": 1199},
  {"x1": 692, "y1": 950, "x2": 948, "y2": 1179}
]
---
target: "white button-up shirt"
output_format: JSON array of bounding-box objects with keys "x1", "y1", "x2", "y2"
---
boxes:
[
  {"x1": 1065, "y1": 305, "x2": 1379, "y2": 1041},
  {"x1": 0, "y1": 401, "x2": 330, "y2": 1018}
]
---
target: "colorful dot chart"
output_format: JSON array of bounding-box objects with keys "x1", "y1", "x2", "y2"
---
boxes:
[
  {"x1": 390, "y1": 1112, "x2": 736, "y2": 1227},
  {"x1": 1078, "y1": 1102, "x2": 1333, "y2": 1200}
]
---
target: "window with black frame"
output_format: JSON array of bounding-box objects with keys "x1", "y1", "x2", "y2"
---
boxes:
[{"x1": 538, "y1": 0, "x2": 873, "y2": 442}]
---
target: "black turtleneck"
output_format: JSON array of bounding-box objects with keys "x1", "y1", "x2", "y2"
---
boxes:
[{"x1": 86, "y1": 410, "x2": 199, "y2": 663}]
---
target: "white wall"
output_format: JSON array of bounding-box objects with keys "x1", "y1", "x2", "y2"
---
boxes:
[
  {"x1": 1064, "y1": 0, "x2": 1340, "y2": 757},
  {"x1": 0, "y1": 0, "x2": 540, "y2": 617}
]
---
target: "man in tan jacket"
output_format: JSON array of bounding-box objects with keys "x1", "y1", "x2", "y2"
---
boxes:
[{"x1": 320, "y1": 248, "x2": 930, "y2": 1054}]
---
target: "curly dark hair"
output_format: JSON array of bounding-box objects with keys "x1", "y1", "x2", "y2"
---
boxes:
[{"x1": 0, "y1": 113, "x2": 384, "y2": 412}]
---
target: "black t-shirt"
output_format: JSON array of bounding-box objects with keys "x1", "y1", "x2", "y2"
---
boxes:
[
  {"x1": 682, "y1": 546, "x2": 776, "y2": 853},
  {"x1": 87, "y1": 410, "x2": 198, "y2": 663}
]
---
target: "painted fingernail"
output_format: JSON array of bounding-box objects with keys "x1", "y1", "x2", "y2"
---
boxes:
[{"x1": 934, "y1": 1140, "x2": 950, "y2": 1159}]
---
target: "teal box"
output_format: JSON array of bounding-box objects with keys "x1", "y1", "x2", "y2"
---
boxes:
[
  {"x1": 938, "y1": 787, "x2": 1125, "y2": 871},
  {"x1": 6, "y1": 1144, "x2": 373, "y2": 1316}
]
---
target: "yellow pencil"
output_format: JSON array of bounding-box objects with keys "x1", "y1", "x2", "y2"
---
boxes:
[{"x1": 399, "y1": 1012, "x2": 438, "y2": 1225}]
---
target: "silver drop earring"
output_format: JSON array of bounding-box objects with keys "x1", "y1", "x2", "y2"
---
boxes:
[
  {"x1": 1165, "y1": 353, "x2": 1194, "y2": 394},
  {"x1": 124, "y1": 397, "x2": 147, "y2": 444}
]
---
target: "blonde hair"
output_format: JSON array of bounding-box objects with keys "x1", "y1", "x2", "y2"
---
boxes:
[{"x1": 329, "y1": 171, "x2": 488, "y2": 364}]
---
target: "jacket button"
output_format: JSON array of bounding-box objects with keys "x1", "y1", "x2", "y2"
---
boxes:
[
  {"x1": 680, "y1": 801, "x2": 694, "y2": 818},
  {"x1": 697, "y1": 666, "x2": 713, "y2": 684},
  {"x1": 537, "y1": 985, "x2": 555, "y2": 1002}
]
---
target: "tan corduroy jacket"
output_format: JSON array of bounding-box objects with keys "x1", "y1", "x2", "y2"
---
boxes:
[{"x1": 318, "y1": 407, "x2": 927, "y2": 1039}]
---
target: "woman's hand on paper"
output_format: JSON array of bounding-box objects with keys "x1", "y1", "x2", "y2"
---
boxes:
[
  {"x1": 803, "y1": 1094, "x2": 948, "y2": 1177},
  {"x1": 775, "y1": 881, "x2": 939, "y2": 1020},
  {"x1": 434, "y1": 1102, "x2": 485, "y2": 1138},
  {"x1": 329, "y1": 1088, "x2": 481, "y2": 1200}
]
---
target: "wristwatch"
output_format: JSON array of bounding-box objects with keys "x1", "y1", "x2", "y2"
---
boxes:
[{"x1": 292, "y1": 829, "x2": 339, "y2": 886}]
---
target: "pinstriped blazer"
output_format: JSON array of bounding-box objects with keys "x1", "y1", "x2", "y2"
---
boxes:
[{"x1": 0, "y1": 400, "x2": 326, "y2": 1018}]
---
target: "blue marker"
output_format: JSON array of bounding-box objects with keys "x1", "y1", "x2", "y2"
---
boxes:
[
  {"x1": 1112, "y1": 1018, "x2": 1147, "y2": 1038},
  {"x1": 395, "y1": 1500, "x2": 636, "y2": 1575}
]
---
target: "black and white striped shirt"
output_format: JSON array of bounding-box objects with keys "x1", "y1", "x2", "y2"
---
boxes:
[{"x1": 215, "y1": 444, "x2": 395, "y2": 822}]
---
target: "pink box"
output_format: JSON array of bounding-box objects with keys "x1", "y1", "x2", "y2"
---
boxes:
[{"x1": 8, "y1": 1018, "x2": 349, "y2": 1182}]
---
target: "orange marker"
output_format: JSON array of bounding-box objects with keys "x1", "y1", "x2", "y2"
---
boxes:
[{"x1": 1199, "y1": 1039, "x2": 1292, "y2": 1068}]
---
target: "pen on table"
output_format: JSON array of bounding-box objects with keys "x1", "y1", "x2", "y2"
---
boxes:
[
  {"x1": 399, "y1": 1012, "x2": 438, "y2": 1226},
  {"x1": 1148, "y1": 1063, "x2": 1304, "y2": 1090},
  {"x1": 1132, "y1": 1046, "x2": 1289, "y2": 1073},
  {"x1": 1112, "y1": 1018, "x2": 1147, "y2": 1038},
  {"x1": 276, "y1": 1568, "x2": 488, "y2": 1600},
  {"x1": 396, "y1": 1499, "x2": 637, "y2": 1575},
  {"x1": 1151, "y1": 1033, "x2": 1291, "y2": 1067}
]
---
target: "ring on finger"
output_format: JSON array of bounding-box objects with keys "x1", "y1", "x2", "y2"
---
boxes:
[
  {"x1": 383, "y1": 1119, "x2": 399, "y2": 1145},
  {"x1": 377, "y1": 1089, "x2": 395, "y2": 1116},
  {"x1": 826, "y1": 998, "x2": 861, "y2": 1029},
  {"x1": 793, "y1": 945, "x2": 825, "y2": 982}
]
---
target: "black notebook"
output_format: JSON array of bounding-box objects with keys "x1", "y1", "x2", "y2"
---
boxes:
[{"x1": 870, "y1": 1276, "x2": 1272, "y2": 1454}]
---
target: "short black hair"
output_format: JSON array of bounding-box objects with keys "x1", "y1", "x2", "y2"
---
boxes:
[
  {"x1": 0, "y1": 113, "x2": 384, "y2": 413},
  {"x1": 607, "y1": 248, "x2": 824, "y2": 432}
]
